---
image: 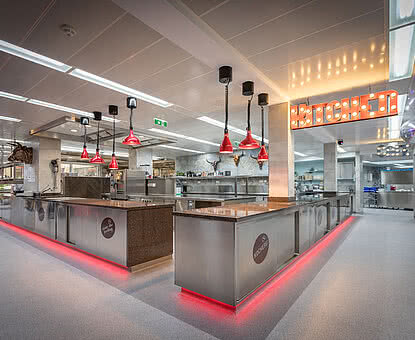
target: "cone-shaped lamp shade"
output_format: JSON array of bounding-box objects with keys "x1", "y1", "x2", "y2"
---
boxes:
[
  {"x1": 81, "y1": 146, "x2": 89, "y2": 159},
  {"x1": 257, "y1": 145, "x2": 269, "y2": 161},
  {"x1": 122, "y1": 129, "x2": 141, "y2": 145},
  {"x1": 219, "y1": 132, "x2": 233, "y2": 153},
  {"x1": 108, "y1": 154, "x2": 119, "y2": 170},
  {"x1": 90, "y1": 150, "x2": 105, "y2": 164},
  {"x1": 239, "y1": 129, "x2": 260, "y2": 149}
]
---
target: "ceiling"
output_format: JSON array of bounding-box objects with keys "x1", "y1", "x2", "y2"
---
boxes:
[{"x1": 0, "y1": 0, "x2": 409, "y2": 159}]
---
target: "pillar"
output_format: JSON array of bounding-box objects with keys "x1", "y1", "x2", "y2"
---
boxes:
[
  {"x1": 323, "y1": 143, "x2": 337, "y2": 192},
  {"x1": 268, "y1": 102, "x2": 295, "y2": 200},
  {"x1": 24, "y1": 137, "x2": 61, "y2": 194},
  {"x1": 129, "y1": 148, "x2": 153, "y2": 176},
  {"x1": 354, "y1": 152, "x2": 363, "y2": 213}
]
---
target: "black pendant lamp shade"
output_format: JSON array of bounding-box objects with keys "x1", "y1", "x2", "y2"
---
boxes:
[
  {"x1": 239, "y1": 81, "x2": 260, "y2": 149},
  {"x1": 108, "y1": 105, "x2": 119, "y2": 170},
  {"x1": 90, "y1": 111, "x2": 105, "y2": 164},
  {"x1": 257, "y1": 93, "x2": 269, "y2": 161},
  {"x1": 80, "y1": 116, "x2": 89, "y2": 159},
  {"x1": 219, "y1": 66, "x2": 233, "y2": 154}
]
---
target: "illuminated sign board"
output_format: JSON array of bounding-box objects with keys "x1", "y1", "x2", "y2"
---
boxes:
[{"x1": 290, "y1": 90, "x2": 398, "y2": 130}]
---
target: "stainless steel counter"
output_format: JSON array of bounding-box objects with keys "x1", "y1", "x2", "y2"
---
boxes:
[
  {"x1": 0, "y1": 196, "x2": 174, "y2": 270},
  {"x1": 174, "y1": 193, "x2": 353, "y2": 307},
  {"x1": 128, "y1": 194, "x2": 257, "y2": 211},
  {"x1": 376, "y1": 191, "x2": 413, "y2": 209}
]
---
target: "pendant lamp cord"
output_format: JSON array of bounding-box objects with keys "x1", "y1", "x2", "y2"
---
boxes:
[
  {"x1": 130, "y1": 107, "x2": 133, "y2": 131},
  {"x1": 112, "y1": 116, "x2": 115, "y2": 155},
  {"x1": 96, "y1": 121, "x2": 100, "y2": 152},
  {"x1": 83, "y1": 125, "x2": 87, "y2": 148},
  {"x1": 224, "y1": 80, "x2": 230, "y2": 134},
  {"x1": 247, "y1": 94, "x2": 253, "y2": 130},
  {"x1": 261, "y1": 106, "x2": 265, "y2": 146}
]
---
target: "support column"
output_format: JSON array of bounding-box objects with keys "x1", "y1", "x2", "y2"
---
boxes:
[
  {"x1": 268, "y1": 102, "x2": 295, "y2": 200},
  {"x1": 24, "y1": 137, "x2": 61, "y2": 194},
  {"x1": 354, "y1": 152, "x2": 363, "y2": 213},
  {"x1": 323, "y1": 143, "x2": 337, "y2": 193},
  {"x1": 128, "y1": 148, "x2": 153, "y2": 176}
]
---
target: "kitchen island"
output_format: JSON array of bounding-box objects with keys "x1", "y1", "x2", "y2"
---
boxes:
[
  {"x1": 173, "y1": 193, "x2": 353, "y2": 307},
  {"x1": 0, "y1": 196, "x2": 174, "y2": 271}
]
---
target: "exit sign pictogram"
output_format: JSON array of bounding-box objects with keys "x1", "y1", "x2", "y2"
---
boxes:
[{"x1": 154, "y1": 118, "x2": 168, "y2": 127}]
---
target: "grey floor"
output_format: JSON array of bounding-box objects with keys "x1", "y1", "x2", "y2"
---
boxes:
[{"x1": 0, "y1": 209, "x2": 414, "y2": 340}]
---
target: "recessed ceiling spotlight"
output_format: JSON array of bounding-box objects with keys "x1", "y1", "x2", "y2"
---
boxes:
[{"x1": 60, "y1": 24, "x2": 77, "y2": 37}]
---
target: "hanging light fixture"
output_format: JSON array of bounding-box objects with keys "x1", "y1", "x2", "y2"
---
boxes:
[
  {"x1": 257, "y1": 93, "x2": 269, "y2": 162},
  {"x1": 80, "y1": 116, "x2": 89, "y2": 159},
  {"x1": 90, "y1": 111, "x2": 105, "y2": 164},
  {"x1": 218, "y1": 66, "x2": 233, "y2": 153},
  {"x1": 123, "y1": 96, "x2": 141, "y2": 145},
  {"x1": 108, "y1": 105, "x2": 119, "y2": 170},
  {"x1": 239, "y1": 81, "x2": 260, "y2": 149}
]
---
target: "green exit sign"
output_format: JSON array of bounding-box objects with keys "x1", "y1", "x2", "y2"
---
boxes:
[{"x1": 154, "y1": 118, "x2": 168, "y2": 127}]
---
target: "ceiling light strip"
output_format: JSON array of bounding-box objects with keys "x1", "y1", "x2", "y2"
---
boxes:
[
  {"x1": 157, "y1": 144, "x2": 204, "y2": 154},
  {"x1": 148, "y1": 128, "x2": 220, "y2": 146},
  {"x1": 0, "y1": 91, "x2": 28, "y2": 102},
  {"x1": 0, "y1": 115, "x2": 21, "y2": 122},
  {"x1": 197, "y1": 116, "x2": 268, "y2": 143},
  {"x1": 70, "y1": 68, "x2": 172, "y2": 108},
  {"x1": 0, "y1": 40, "x2": 71, "y2": 72}
]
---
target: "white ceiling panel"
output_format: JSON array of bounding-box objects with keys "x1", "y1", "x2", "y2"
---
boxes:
[
  {"x1": 181, "y1": 0, "x2": 227, "y2": 16},
  {"x1": 132, "y1": 57, "x2": 212, "y2": 94},
  {"x1": 21, "y1": 0, "x2": 125, "y2": 62},
  {"x1": 0, "y1": 0, "x2": 52, "y2": 45},
  {"x1": 228, "y1": 0, "x2": 383, "y2": 57},
  {"x1": 103, "y1": 38, "x2": 190, "y2": 85},
  {"x1": 68, "y1": 14, "x2": 162, "y2": 75},
  {"x1": 201, "y1": 0, "x2": 314, "y2": 40},
  {"x1": 25, "y1": 72, "x2": 86, "y2": 102},
  {"x1": 0, "y1": 55, "x2": 50, "y2": 94},
  {"x1": 249, "y1": 9, "x2": 385, "y2": 72}
]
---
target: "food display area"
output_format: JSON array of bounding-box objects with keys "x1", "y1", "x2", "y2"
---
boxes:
[
  {"x1": 0, "y1": 196, "x2": 173, "y2": 270},
  {"x1": 174, "y1": 193, "x2": 353, "y2": 307}
]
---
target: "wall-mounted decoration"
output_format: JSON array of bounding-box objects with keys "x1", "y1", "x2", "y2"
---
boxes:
[
  {"x1": 290, "y1": 90, "x2": 398, "y2": 130},
  {"x1": 251, "y1": 154, "x2": 264, "y2": 170},
  {"x1": 206, "y1": 157, "x2": 221, "y2": 172},
  {"x1": 8, "y1": 142, "x2": 33, "y2": 164},
  {"x1": 232, "y1": 152, "x2": 245, "y2": 167}
]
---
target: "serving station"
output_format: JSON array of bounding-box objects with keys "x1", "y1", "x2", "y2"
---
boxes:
[
  {"x1": 173, "y1": 193, "x2": 353, "y2": 307},
  {"x1": 0, "y1": 196, "x2": 173, "y2": 270}
]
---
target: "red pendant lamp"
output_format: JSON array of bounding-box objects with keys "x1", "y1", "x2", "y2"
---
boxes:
[
  {"x1": 219, "y1": 66, "x2": 233, "y2": 154},
  {"x1": 257, "y1": 93, "x2": 269, "y2": 162},
  {"x1": 80, "y1": 116, "x2": 89, "y2": 159},
  {"x1": 90, "y1": 111, "x2": 105, "y2": 164},
  {"x1": 239, "y1": 81, "x2": 260, "y2": 150},
  {"x1": 108, "y1": 105, "x2": 119, "y2": 170},
  {"x1": 123, "y1": 97, "x2": 141, "y2": 145}
]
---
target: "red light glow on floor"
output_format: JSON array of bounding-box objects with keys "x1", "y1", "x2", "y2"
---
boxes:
[
  {"x1": 0, "y1": 219, "x2": 130, "y2": 279},
  {"x1": 179, "y1": 216, "x2": 356, "y2": 314}
]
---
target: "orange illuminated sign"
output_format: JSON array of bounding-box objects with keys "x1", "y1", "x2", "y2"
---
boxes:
[{"x1": 290, "y1": 90, "x2": 399, "y2": 130}]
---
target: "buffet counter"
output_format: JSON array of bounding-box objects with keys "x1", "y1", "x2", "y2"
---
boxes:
[
  {"x1": 173, "y1": 193, "x2": 353, "y2": 307},
  {"x1": 0, "y1": 196, "x2": 174, "y2": 271}
]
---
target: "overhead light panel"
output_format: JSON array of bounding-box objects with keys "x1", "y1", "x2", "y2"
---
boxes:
[
  {"x1": 0, "y1": 91, "x2": 28, "y2": 102},
  {"x1": 0, "y1": 39, "x2": 71, "y2": 72},
  {"x1": 198, "y1": 116, "x2": 268, "y2": 143},
  {"x1": 0, "y1": 115, "x2": 21, "y2": 122},
  {"x1": 158, "y1": 144, "x2": 204, "y2": 154},
  {"x1": 26, "y1": 98, "x2": 119, "y2": 122},
  {"x1": 294, "y1": 151, "x2": 307, "y2": 157},
  {"x1": 148, "y1": 127, "x2": 220, "y2": 146},
  {"x1": 389, "y1": 25, "x2": 415, "y2": 81},
  {"x1": 70, "y1": 68, "x2": 172, "y2": 108}
]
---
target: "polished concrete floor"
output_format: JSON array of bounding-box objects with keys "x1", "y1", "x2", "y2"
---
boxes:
[{"x1": 0, "y1": 209, "x2": 414, "y2": 339}]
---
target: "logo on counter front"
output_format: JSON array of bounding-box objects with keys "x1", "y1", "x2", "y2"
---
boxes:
[
  {"x1": 101, "y1": 217, "x2": 115, "y2": 239},
  {"x1": 38, "y1": 207, "x2": 45, "y2": 221},
  {"x1": 253, "y1": 233, "x2": 269, "y2": 264}
]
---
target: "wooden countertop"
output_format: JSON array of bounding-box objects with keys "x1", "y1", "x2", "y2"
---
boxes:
[{"x1": 173, "y1": 194, "x2": 351, "y2": 222}]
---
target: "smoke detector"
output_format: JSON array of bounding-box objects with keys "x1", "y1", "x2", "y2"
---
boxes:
[{"x1": 60, "y1": 24, "x2": 76, "y2": 37}]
